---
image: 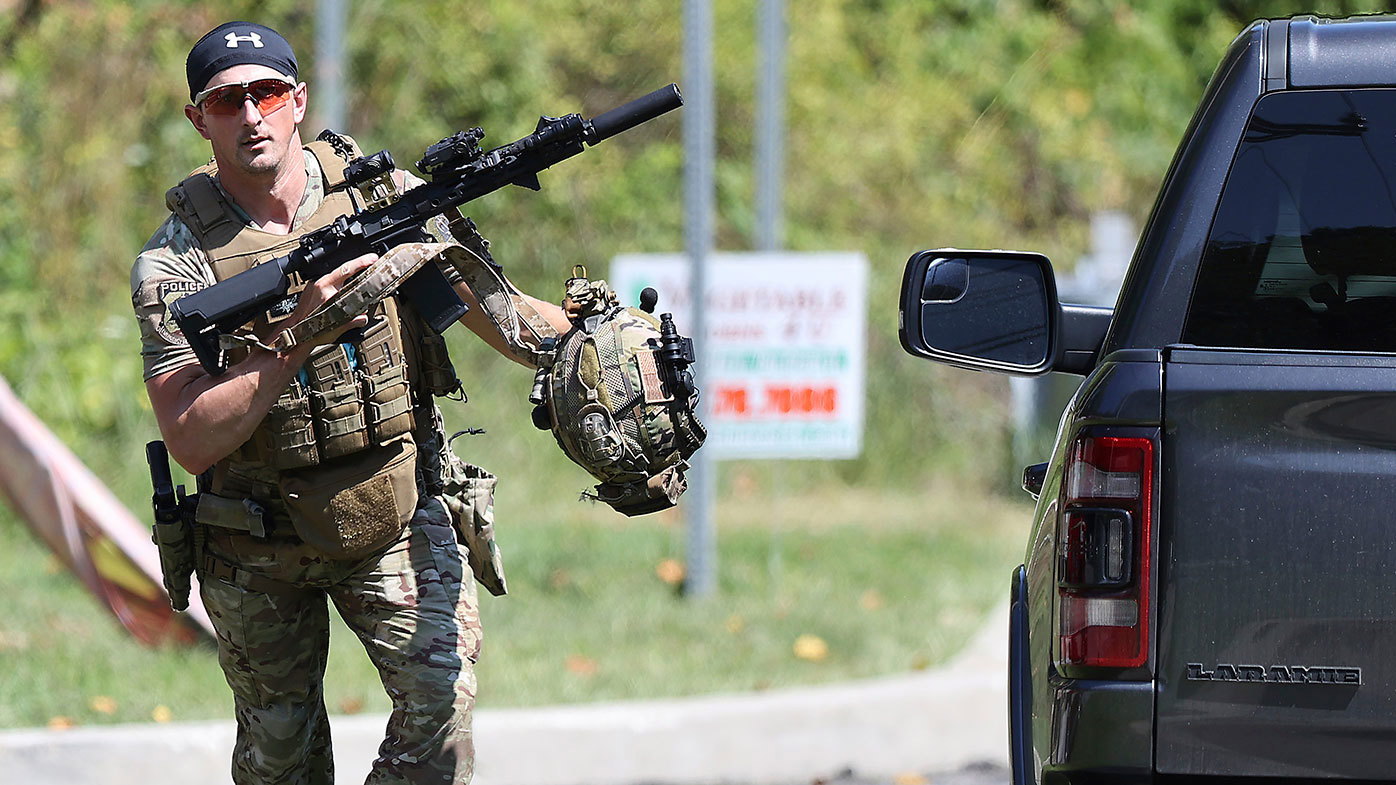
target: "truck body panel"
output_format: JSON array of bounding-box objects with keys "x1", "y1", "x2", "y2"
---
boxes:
[
  {"x1": 1022, "y1": 356, "x2": 1162, "y2": 783},
  {"x1": 1155, "y1": 349, "x2": 1396, "y2": 778}
]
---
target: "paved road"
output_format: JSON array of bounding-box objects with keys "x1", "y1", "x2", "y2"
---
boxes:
[
  {"x1": 815, "y1": 762, "x2": 1009, "y2": 785},
  {"x1": 2, "y1": 606, "x2": 1012, "y2": 785},
  {"x1": 924, "y1": 763, "x2": 1009, "y2": 785}
]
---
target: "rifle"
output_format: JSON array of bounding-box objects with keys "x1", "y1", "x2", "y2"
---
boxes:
[{"x1": 170, "y1": 84, "x2": 684, "y2": 375}]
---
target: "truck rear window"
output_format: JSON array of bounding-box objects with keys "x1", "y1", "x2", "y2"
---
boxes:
[{"x1": 1184, "y1": 89, "x2": 1396, "y2": 352}]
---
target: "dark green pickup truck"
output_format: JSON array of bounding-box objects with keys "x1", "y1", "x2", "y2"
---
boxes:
[{"x1": 900, "y1": 14, "x2": 1396, "y2": 785}]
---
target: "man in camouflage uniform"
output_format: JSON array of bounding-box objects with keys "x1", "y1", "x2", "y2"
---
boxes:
[{"x1": 131, "y1": 21, "x2": 569, "y2": 785}]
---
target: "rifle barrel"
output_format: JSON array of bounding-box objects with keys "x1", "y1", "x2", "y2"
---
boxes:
[{"x1": 590, "y1": 84, "x2": 683, "y2": 143}]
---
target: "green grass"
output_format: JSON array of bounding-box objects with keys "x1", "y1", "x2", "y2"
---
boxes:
[{"x1": 0, "y1": 482, "x2": 1030, "y2": 729}]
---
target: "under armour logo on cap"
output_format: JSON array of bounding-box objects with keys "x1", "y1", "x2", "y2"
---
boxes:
[
  {"x1": 187, "y1": 21, "x2": 298, "y2": 101},
  {"x1": 224, "y1": 31, "x2": 265, "y2": 49}
]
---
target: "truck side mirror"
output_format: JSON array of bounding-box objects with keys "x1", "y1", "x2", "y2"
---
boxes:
[{"x1": 899, "y1": 250, "x2": 1059, "y2": 375}]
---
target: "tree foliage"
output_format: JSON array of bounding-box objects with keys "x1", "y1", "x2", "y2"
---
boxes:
[{"x1": 0, "y1": 1, "x2": 1386, "y2": 507}]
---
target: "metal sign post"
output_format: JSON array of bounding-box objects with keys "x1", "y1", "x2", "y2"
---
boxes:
[
  {"x1": 315, "y1": 0, "x2": 348, "y2": 133},
  {"x1": 683, "y1": 0, "x2": 717, "y2": 597},
  {"x1": 756, "y1": 0, "x2": 785, "y2": 253}
]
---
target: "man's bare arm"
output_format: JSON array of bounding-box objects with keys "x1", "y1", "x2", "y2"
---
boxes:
[
  {"x1": 146, "y1": 255, "x2": 376, "y2": 473},
  {"x1": 452, "y1": 280, "x2": 571, "y2": 368}
]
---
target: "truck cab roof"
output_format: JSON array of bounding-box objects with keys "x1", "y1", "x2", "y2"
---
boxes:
[{"x1": 1287, "y1": 15, "x2": 1396, "y2": 89}]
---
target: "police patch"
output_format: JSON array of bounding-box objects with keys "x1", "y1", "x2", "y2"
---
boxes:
[{"x1": 153, "y1": 280, "x2": 203, "y2": 345}]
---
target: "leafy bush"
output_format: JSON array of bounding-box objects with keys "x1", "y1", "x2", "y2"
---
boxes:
[{"x1": 0, "y1": 0, "x2": 1386, "y2": 511}]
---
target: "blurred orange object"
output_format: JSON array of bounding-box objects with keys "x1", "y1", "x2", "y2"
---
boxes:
[{"x1": 0, "y1": 375, "x2": 211, "y2": 645}]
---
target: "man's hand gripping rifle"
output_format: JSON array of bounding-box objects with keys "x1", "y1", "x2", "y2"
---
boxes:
[{"x1": 169, "y1": 84, "x2": 684, "y2": 375}]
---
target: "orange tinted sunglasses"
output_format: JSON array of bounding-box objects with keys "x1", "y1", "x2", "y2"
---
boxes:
[{"x1": 195, "y1": 78, "x2": 295, "y2": 117}]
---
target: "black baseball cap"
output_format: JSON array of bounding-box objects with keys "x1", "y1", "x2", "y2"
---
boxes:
[{"x1": 186, "y1": 21, "x2": 299, "y2": 102}]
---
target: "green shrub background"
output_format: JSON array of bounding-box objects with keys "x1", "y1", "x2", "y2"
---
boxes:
[
  {"x1": 0, "y1": 0, "x2": 1382, "y2": 506},
  {"x1": 0, "y1": 0, "x2": 1385, "y2": 724}
]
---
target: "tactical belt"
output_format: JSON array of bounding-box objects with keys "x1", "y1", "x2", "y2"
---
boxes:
[
  {"x1": 194, "y1": 493, "x2": 284, "y2": 539},
  {"x1": 201, "y1": 552, "x2": 300, "y2": 595},
  {"x1": 195, "y1": 494, "x2": 305, "y2": 595},
  {"x1": 194, "y1": 494, "x2": 303, "y2": 595}
]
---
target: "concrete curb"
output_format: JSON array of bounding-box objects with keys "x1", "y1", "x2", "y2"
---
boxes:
[{"x1": 0, "y1": 603, "x2": 1009, "y2": 785}]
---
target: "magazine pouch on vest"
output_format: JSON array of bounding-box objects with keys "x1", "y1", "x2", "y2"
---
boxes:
[
  {"x1": 258, "y1": 378, "x2": 318, "y2": 470},
  {"x1": 279, "y1": 434, "x2": 419, "y2": 559}
]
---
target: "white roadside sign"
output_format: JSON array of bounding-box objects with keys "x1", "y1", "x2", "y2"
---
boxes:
[{"x1": 610, "y1": 252, "x2": 867, "y2": 460}]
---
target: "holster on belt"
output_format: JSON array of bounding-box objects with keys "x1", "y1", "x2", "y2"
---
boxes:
[{"x1": 146, "y1": 441, "x2": 200, "y2": 612}]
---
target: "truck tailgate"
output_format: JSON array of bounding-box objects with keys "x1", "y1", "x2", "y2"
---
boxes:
[{"x1": 1156, "y1": 348, "x2": 1396, "y2": 777}]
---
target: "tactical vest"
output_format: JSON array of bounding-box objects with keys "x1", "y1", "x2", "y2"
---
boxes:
[{"x1": 166, "y1": 138, "x2": 418, "y2": 476}]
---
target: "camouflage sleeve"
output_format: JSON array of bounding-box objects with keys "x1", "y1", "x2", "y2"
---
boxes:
[{"x1": 130, "y1": 215, "x2": 216, "y2": 381}]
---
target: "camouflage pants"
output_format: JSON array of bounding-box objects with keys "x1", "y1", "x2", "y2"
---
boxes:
[{"x1": 198, "y1": 495, "x2": 481, "y2": 785}]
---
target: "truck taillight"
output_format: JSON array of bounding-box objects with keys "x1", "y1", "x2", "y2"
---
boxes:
[{"x1": 1058, "y1": 435, "x2": 1154, "y2": 669}]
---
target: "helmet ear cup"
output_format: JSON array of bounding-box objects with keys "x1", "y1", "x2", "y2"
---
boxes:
[{"x1": 531, "y1": 404, "x2": 552, "y2": 431}]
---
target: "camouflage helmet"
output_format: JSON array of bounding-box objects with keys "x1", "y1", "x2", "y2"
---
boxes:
[
  {"x1": 444, "y1": 247, "x2": 707, "y2": 515},
  {"x1": 531, "y1": 268, "x2": 706, "y2": 515}
]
